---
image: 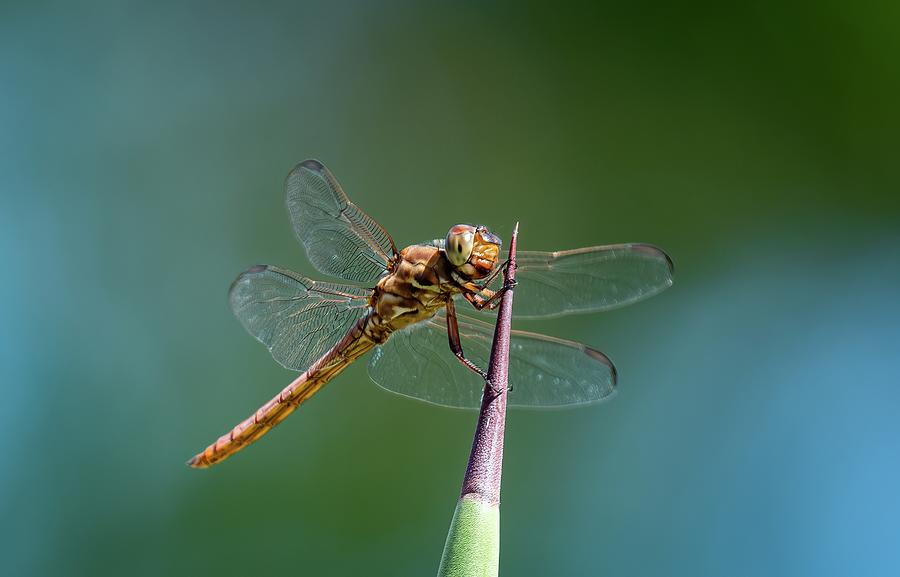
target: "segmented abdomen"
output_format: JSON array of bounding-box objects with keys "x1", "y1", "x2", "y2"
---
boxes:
[{"x1": 188, "y1": 318, "x2": 376, "y2": 468}]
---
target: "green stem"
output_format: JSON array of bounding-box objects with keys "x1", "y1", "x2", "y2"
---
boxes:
[{"x1": 437, "y1": 495, "x2": 501, "y2": 577}]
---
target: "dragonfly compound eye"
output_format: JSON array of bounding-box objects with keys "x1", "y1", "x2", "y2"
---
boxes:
[{"x1": 445, "y1": 224, "x2": 476, "y2": 266}]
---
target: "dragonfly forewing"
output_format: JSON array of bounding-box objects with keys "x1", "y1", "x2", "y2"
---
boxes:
[
  {"x1": 286, "y1": 160, "x2": 397, "y2": 283},
  {"x1": 368, "y1": 312, "x2": 616, "y2": 409},
  {"x1": 468, "y1": 243, "x2": 673, "y2": 319}
]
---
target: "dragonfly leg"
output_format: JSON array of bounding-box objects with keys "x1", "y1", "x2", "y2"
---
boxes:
[
  {"x1": 447, "y1": 299, "x2": 509, "y2": 399},
  {"x1": 477, "y1": 257, "x2": 509, "y2": 288},
  {"x1": 463, "y1": 277, "x2": 518, "y2": 311},
  {"x1": 445, "y1": 299, "x2": 488, "y2": 380},
  {"x1": 484, "y1": 378, "x2": 508, "y2": 397}
]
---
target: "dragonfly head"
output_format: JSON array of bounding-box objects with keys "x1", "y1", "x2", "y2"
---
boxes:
[{"x1": 445, "y1": 224, "x2": 502, "y2": 279}]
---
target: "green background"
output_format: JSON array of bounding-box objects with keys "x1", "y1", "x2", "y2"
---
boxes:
[{"x1": 3, "y1": 1, "x2": 899, "y2": 575}]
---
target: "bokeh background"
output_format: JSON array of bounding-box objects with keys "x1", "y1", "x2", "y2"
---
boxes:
[{"x1": 3, "y1": 1, "x2": 899, "y2": 576}]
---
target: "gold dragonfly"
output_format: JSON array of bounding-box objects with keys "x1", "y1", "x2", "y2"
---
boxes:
[{"x1": 188, "y1": 160, "x2": 673, "y2": 468}]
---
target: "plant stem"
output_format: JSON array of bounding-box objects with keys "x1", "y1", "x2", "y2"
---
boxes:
[{"x1": 437, "y1": 222, "x2": 518, "y2": 577}]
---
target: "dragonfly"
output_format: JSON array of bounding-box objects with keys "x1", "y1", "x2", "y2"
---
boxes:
[{"x1": 188, "y1": 159, "x2": 673, "y2": 468}]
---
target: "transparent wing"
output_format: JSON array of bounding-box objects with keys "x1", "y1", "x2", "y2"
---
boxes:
[
  {"x1": 286, "y1": 159, "x2": 398, "y2": 283},
  {"x1": 467, "y1": 243, "x2": 674, "y2": 319},
  {"x1": 230, "y1": 265, "x2": 371, "y2": 371},
  {"x1": 367, "y1": 312, "x2": 616, "y2": 409}
]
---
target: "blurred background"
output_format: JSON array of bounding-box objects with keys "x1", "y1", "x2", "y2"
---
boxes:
[{"x1": 2, "y1": 1, "x2": 899, "y2": 575}]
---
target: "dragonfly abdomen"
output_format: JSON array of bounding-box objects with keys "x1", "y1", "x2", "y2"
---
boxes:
[{"x1": 188, "y1": 318, "x2": 376, "y2": 468}]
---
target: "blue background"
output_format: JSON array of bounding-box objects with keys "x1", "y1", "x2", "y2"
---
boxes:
[{"x1": 2, "y1": 2, "x2": 898, "y2": 575}]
